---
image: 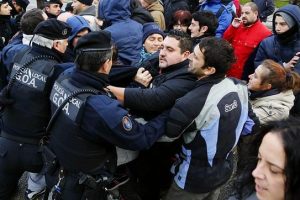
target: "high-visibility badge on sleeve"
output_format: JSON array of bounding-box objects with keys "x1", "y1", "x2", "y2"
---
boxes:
[{"x1": 122, "y1": 116, "x2": 133, "y2": 131}]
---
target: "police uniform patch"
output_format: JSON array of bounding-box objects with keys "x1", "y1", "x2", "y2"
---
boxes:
[
  {"x1": 122, "y1": 116, "x2": 133, "y2": 131},
  {"x1": 62, "y1": 28, "x2": 68, "y2": 36}
]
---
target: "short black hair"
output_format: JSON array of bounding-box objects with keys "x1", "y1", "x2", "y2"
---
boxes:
[
  {"x1": 167, "y1": 29, "x2": 193, "y2": 53},
  {"x1": 198, "y1": 37, "x2": 236, "y2": 76},
  {"x1": 192, "y1": 11, "x2": 218, "y2": 36},
  {"x1": 76, "y1": 50, "x2": 113, "y2": 73},
  {"x1": 21, "y1": 9, "x2": 45, "y2": 35}
]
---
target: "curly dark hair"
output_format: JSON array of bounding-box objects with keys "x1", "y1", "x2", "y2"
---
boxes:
[{"x1": 198, "y1": 37, "x2": 236, "y2": 76}]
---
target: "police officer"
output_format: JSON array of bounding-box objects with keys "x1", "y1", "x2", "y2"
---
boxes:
[
  {"x1": 0, "y1": 19, "x2": 71, "y2": 199},
  {"x1": 43, "y1": 0, "x2": 62, "y2": 18},
  {"x1": 45, "y1": 31, "x2": 168, "y2": 200}
]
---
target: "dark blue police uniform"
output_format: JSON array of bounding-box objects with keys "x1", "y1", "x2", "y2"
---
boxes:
[
  {"x1": 46, "y1": 69, "x2": 167, "y2": 200},
  {"x1": 0, "y1": 19, "x2": 71, "y2": 199}
]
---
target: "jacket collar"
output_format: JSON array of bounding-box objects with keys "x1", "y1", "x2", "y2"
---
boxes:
[
  {"x1": 31, "y1": 44, "x2": 63, "y2": 62},
  {"x1": 160, "y1": 59, "x2": 189, "y2": 74},
  {"x1": 250, "y1": 89, "x2": 280, "y2": 100},
  {"x1": 195, "y1": 75, "x2": 225, "y2": 87},
  {"x1": 71, "y1": 69, "x2": 109, "y2": 91}
]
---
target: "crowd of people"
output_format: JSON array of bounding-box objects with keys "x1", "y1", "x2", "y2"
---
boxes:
[{"x1": 0, "y1": 0, "x2": 300, "y2": 200}]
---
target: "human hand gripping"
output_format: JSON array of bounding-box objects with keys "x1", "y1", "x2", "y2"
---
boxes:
[{"x1": 134, "y1": 67, "x2": 153, "y2": 87}]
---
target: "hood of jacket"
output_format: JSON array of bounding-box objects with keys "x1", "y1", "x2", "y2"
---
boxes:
[
  {"x1": 272, "y1": 4, "x2": 300, "y2": 33},
  {"x1": 98, "y1": 0, "x2": 131, "y2": 23}
]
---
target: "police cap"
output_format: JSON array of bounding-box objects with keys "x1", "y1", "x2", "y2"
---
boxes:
[
  {"x1": 74, "y1": 30, "x2": 112, "y2": 52},
  {"x1": 33, "y1": 19, "x2": 71, "y2": 40}
]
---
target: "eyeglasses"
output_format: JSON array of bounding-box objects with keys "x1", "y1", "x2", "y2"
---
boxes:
[{"x1": 173, "y1": 24, "x2": 188, "y2": 28}]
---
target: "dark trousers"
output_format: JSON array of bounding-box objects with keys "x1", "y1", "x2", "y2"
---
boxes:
[
  {"x1": 0, "y1": 137, "x2": 43, "y2": 200},
  {"x1": 46, "y1": 171, "x2": 106, "y2": 200}
]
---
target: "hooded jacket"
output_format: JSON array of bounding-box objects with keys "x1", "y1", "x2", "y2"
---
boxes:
[
  {"x1": 98, "y1": 0, "x2": 143, "y2": 66},
  {"x1": 198, "y1": 0, "x2": 234, "y2": 38},
  {"x1": 254, "y1": 5, "x2": 300, "y2": 73}
]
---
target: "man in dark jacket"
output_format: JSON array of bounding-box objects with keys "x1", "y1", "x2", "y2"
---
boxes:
[
  {"x1": 164, "y1": 37, "x2": 255, "y2": 200},
  {"x1": 45, "y1": 30, "x2": 168, "y2": 200},
  {"x1": 254, "y1": 4, "x2": 300, "y2": 116},
  {"x1": 43, "y1": 0, "x2": 62, "y2": 18},
  {"x1": 108, "y1": 30, "x2": 197, "y2": 200},
  {"x1": 0, "y1": 19, "x2": 71, "y2": 199}
]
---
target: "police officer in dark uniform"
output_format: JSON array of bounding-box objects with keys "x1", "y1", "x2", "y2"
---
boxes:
[
  {"x1": 43, "y1": 0, "x2": 62, "y2": 18},
  {"x1": 0, "y1": 19, "x2": 71, "y2": 199},
  {"x1": 45, "y1": 31, "x2": 168, "y2": 200}
]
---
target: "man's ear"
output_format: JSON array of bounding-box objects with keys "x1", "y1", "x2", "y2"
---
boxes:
[
  {"x1": 204, "y1": 66, "x2": 216, "y2": 76},
  {"x1": 100, "y1": 59, "x2": 112, "y2": 74},
  {"x1": 200, "y1": 26, "x2": 208, "y2": 33},
  {"x1": 183, "y1": 51, "x2": 190, "y2": 59},
  {"x1": 53, "y1": 41, "x2": 58, "y2": 50}
]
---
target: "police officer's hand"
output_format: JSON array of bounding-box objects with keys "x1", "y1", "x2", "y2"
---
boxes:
[{"x1": 134, "y1": 67, "x2": 153, "y2": 87}]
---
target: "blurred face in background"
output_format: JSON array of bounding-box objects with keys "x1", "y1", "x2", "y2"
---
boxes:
[
  {"x1": 72, "y1": 0, "x2": 85, "y2": 14},
  {"x1": 72, "y1": 29, "x2": 89, "y2": 47},
  {"x1": 274, "y1": 15, "x2": 290, "y2": 34},
  {"x1": 241, "y1": 5, "x2": 258, "y2": 26},
  {"x1": 45, "y1": 3, "x2": 61, "y2": 16},
  {"x1": 0, "y1": 3, "x2": 12, "y2": 15},
  {"x1": 173, "y1": 21, "x2": 189, "y2": 32},
  {"x1": 189, "y1": 19, "x2": 202, "y2": 38},
  {"x1": 144, "y1": 33, "x2": 163, "y2": 53}
]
